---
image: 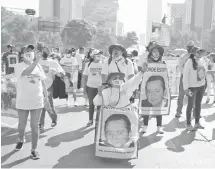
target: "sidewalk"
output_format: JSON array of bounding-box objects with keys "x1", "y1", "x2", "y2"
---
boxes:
[{"x1": 1, "y1": 96, "x2": 215, "y2": 168}]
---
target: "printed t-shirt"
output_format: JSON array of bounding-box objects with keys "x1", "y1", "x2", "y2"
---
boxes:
[
  {"x1": 39, "y1": 58, "x2": 65, "y2": 88},
  {"x1": 83, "y1": 62, "x2": 103, "y2": 88},
  {"x1": 15, "y1": 62, "x2": 46, "y2": 110},
  {"x1": 60, "y1": 56, "x2": 78, "y2": 84}
]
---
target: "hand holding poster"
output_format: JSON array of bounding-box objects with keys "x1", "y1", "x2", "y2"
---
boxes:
[
  {"x1": 139, "y1": 63, "x2": 170, "y2": 115},
  {"x1": 95, "y1": 105, "x2": 139, "y2": 159}
]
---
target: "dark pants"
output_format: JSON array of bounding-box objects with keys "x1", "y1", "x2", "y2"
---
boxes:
[
  {"x1": 186, "y1": 85, "x2": 205, "y2": 125},
  {"x1": 176, "y1": 75, "x2": 185, "y2": 114},
  {"x1": 39, "y1": 85, "x2": 58, "y2": 126},
  {"x1": 1, "y1": 92, "x2": 13, "y2": 108},
  {"x1": 143, "y1": 115, "x2": 162, "y2": 127},
  {"x1": 86, "y1": 86, "x2": 100, "y2": 121},
  {"x1": 77, "y1": 72, "x2": 82, "y2": 89}
]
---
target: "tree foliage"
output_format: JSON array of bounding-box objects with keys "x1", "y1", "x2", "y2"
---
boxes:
[
  {"x1": 91, "y1": 21, "x2": 113, "y2": 51},
  {"x1": 1, "y1": 7, "x2": 63, "y2": 52},
  {"x1": 61, "y1": 19, "x2": 96, "y2": 48},
  {"x1": 117, "y1": 31, "x2": 139, "y2": 49}
]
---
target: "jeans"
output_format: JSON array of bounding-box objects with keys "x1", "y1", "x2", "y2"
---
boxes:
[
  {"x1": 143, "y1": 115, "x2": 162, "y2": 127},
  {"x1": 206, "y1": 74, "x2": 215, "y2": 99},
  {"x1": 39, "y1": 85, "x2": 57, "y2": 126},
  {"x1": 77, "y1": 71, "x2": 82, "y2": 89},
  {"x1": 176, "y1": 75, "x2": 185, "y2": 114},
  {"x1": 186, "y1": 85, "x2": 205, "y2": 125},
  {"x1": 86, "y1": 86, "x2": 100, "y2": 121},
  {"x1": 17, "y1": 109, "x2": 42, "y2": 150}
]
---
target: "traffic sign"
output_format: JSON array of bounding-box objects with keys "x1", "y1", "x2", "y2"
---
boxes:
[{"x1": 38, "y1": 20, "x2": 60, "y2": 32}]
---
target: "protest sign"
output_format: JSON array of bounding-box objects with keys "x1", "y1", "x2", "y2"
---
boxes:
[
  {"x1": 95, "y1": 105, "x2": 139, "y2": 159},
  {"x1": 61, "y1": 65, "x2": 79, "y2": 86},
  {"x1": 8, "y1": 54, "x2": 18, "y2": 68},
  {"x1": 151, "y1": 22, "x2": 171, "y2": 47},
  {"x1": 139, "y1": 63, "x2": 170, "y2": 115},
  {"x1": 163, "y1": 58, "x2": 180, "y2": 96}
]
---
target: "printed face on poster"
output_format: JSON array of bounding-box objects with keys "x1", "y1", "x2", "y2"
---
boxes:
[
  {"x1": 95, "y1": 106, "x2": 138, "y2": 159},
  {"x1": 8, "y1": 54, "x2": 18, "y2": 67},
  {"x1": 151, "y1": 22, "x2": 171, "y2": 47},
  {"x1": 140, "y1": 63, "x2": 170, "y2": 115}
]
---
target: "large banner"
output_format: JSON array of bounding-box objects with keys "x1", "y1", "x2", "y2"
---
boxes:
[
  {"x1": 151, "y1": 22, "x2": 171, "y2": 47},
  {"x1": 95, "y1": 105, "x2": 138, "y2": 159},
  {"x1": 139, "y1": 63, "x2": 170, "y2": 115}
]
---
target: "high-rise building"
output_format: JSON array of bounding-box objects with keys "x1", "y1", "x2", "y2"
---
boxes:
[{"x1": 39, "y1": 0, "x2": 85, "y2": 25}]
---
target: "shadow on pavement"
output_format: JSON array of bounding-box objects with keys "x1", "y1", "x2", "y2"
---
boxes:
[
  {"x1": 163, "y1": 118, "x2": 186, "y2": 132},
  {"x1": 45, "y1": 126, "x2": 94, "y2": 148},
  {"x1": 53, "y1": 143, "x2": 134, "y2": 168},
  {"x1": 1, "y1": 149, "x2": 17, "y2": 164},
  {"x1": 139, "y1": 132, "x2": 163, "y2": 149},
  {"x1": 165, "y1": 130, "x2": 196, "y2": 152},
  {"x1": 1, "y1": 156, "x2": 31, "y2": 168},
  {"x1": 55, "y1": 105, "x2": 89, "y2": 114},
  {"x1": 201, "y1": 103, "x2": 214, "y2": 109},
  {"x1": 1, "y1": 127, "x2": 17, "y2": 137},
  {"x1": 1, "y1": 128, "x2": 53, "y2": 146},
  {"x1": 204, "y1": 113, "x2": 215, "y2": 123}
]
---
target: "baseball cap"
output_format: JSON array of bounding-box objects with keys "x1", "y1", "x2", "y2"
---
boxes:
[{"x1": 187, "y1": 41, "x2": 195, "y2": 47}]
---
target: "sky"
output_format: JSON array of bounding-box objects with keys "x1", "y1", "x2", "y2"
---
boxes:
[{"x1": 1, "y1": 0, "x2": 185, "y2": 34}]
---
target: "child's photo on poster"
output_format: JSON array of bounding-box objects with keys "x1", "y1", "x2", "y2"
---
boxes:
[{"x1": 99, "y1": 113, "x2": 135, "y2": 148}]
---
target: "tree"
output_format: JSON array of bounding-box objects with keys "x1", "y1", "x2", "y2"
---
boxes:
[
  {"x1": 61, "y1": 19, "x2": 96, "y2": 48},
  {"x1": 91, "y1": 21, "x2": 113, "y2": 51},
  {"x1": 117, "y1": 31, "x2": 139, "y2": 49}
]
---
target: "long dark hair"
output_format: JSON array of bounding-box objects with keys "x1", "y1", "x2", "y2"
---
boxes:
[{"x1": 190, "y1": 54, "x2": 197, "y2": 70}]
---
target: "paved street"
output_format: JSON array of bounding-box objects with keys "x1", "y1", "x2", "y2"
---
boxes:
[{"x1": 1, "y1": 95, "x2": 215, "y2": 168}]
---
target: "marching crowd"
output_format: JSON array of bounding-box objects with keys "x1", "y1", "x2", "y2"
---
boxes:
[{"x1": 1, "y1": 40, "x2": 215, "y2": 159}]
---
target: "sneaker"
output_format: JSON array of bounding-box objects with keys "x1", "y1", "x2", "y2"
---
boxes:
[
  {"x1": 175, "y1": 112, "x2": 181, "y2": 118},
  {"x1": 194, "y1": 123, "x2": 205, "y2": 129},
  {"x1": 31, "y1": 151, "x2": 40, "y2": 160},
  {"x1": 51, "y1": 121, "x2": 57, "y2": 127},
  {"x1": 157, "y1": 126, "x2": 164, "y2": 134},
  {"x1": 39, "y1": 124, "x2": 44, "y2": 132},
  {"x1": 15, "y1": 141, "x2": 24, "y2": 151},
  {"x1": 206, "y1": 99, "x2": 210, "y2": 104},
  {"x1": 139, "y1": 125, "x2": 147, "y2": 134},
  {"x1": 86, "y1": 121, "x2": 93, "y2": 127},
  {"x1": 186, "y1": 124, "x2": 195, "y2": 131}
]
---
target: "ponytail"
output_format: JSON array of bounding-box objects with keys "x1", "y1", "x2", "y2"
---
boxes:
[{"x1": 190, "y1": 54, "x2": 197, "y2": 70}]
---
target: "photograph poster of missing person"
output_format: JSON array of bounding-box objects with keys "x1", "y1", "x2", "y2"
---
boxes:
[
  {"x1": 95, "y1": 106, "x2": 139, "y2": 159},
  {"x1": 8, "y1": 54, "x2": 18, "y2": 68},
  {"x1": 139, "y1": 63, "x2": 170, "y2": 115}
]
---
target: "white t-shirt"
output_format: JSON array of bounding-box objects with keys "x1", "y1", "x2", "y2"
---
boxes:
[
  {"x1": 15, "y1": 62, "x2": 46, "y2": 110},
  {"x1": 94, "y1": 73, "x2": 143, "y2": 108},
  {"x1": 101, "y1": 57, "x2": 134, "y2": 81},
  {"x1": 75, "y1": 53, "x2": 85, "y2": 70},
  {"x1": 83, "y1": 61, "x2": 103, "y2": 88},
  {"x1": 39, "y1": 58, "x2": 65, "y2": 88},
  {"x1": 183, "y1": 59, "x2": 206, "y2": 90},
  {"x1": 60, "y1": 56, "x2": 78, "y2": 84}
]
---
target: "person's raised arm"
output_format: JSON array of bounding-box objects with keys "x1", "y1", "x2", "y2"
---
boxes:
[{"x1": 21, "y1": 53, "x2": 40, "y2": 76}]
